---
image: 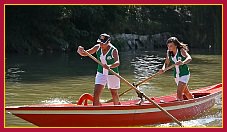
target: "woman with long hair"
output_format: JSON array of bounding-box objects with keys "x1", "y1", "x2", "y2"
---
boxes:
[{"x1": 159, "y1": 37, "x2": 194, "y2": 101}]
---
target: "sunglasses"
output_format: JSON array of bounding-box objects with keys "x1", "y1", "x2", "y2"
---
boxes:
[{"x1": 98, "y1": 38, "x2": 110, "y2": 44}]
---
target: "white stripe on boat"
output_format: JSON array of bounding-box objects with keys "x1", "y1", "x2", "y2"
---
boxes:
[{"x1": 7, "y1": 96, "x2": 215, "y2": 115}]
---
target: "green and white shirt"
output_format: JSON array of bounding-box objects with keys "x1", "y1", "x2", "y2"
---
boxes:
[
  {"x1": 96, "y1": 44, "x2": 119, "y2": 75},
  {"x1": 168, "y1": 49, "x2": 190, "y2": 78}
]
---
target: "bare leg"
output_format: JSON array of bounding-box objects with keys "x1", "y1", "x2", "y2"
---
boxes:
[
  {"x1": 110, "y1": 89, "x2": 120, "y2": 105},
  {"x1": 93, "y1": 84, "x2": 104, "y2": 106},
  {"x1": 177, "y1": 81, "x2": 186, "y2": 101},
  {"x1": 183, "y1": 85, "x2": 194, "y2": 99}
]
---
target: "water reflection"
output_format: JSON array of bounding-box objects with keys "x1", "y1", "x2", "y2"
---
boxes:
[
  {"x1": 129, "y1": 53, "x2": 164, "y2": 93},
  {"x1": 131, "y1": 54, "x2": 164, "y2": 79},
  {"x1": 6, "y1": 66, "x2": 25, "y2": 82},
  {"x1": 5, "y1": 51, "x2": 222, "y2": 127},
  {"x1": 41, "y1": 98, "x2": 72, "y2": 104}
]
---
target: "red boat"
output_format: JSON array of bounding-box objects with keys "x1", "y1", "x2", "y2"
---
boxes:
[{"x1": 5, "y1": 83, "x2": 222, "y2": 127}]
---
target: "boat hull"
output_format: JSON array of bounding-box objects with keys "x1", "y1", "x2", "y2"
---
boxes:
[{"x1": 6, "y1": 83, "x2": 222, "y2": 127}]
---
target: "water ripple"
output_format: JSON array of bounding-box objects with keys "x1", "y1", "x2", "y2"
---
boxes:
[{"x1": 131, "y1": 54, "x2": 164, "y2": 82}]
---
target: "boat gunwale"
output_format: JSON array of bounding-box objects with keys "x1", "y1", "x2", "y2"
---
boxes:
[{"x1": 5, "y1": 87, "x2": 221, "y2": 112}]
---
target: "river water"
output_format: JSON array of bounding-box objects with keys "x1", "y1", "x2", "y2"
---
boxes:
[{"x1": 5, "y1": 50, "x2": 222, "y2": 127}]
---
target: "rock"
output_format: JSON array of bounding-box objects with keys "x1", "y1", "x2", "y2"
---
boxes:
[{"x1": 111, "y1": 32, "x2": 171, "y2": 51}]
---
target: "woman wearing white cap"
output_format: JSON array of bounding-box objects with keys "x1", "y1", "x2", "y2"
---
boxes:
[{"x1": 77, "y1": 33, "x2": 121, "y2": 106}]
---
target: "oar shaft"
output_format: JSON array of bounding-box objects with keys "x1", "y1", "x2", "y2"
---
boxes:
[
  {"x1": 107, "y1": 64, "x2": 175, "y2": 102},
  {"x1": 106, "y1": 87, "x2": 133, "y2": 103},
  {"x1": 84, "y1": 50, "x2": 182, "y2": 127},
  {"x1": 135, "y1": 64, "x2": 175, "y2": 87},
  {"x1": 135, "y1": 72, "x2": 160, "y2": 87},
  {"x1": 143, "y1": 95, "x2": 182, "y2": 126}
]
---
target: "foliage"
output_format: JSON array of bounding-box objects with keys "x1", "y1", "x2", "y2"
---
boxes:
[{"x1": 5, "y1": 5, "x2": 222, "y2": 54}]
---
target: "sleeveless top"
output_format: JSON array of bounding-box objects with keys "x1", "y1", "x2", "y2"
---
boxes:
[
  {"x1": 168, "y1": 49, "x2": 190, "y2": 78},
  {"x1": 96, "y1": 44, "x2": 119, "y2": 75}
]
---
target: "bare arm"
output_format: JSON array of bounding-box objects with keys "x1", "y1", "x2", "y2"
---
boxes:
[
  {"x1": 161, "y1": 55, "x2": 170, "y2": 70},
  {"x1": 176, "y1": 49, "x2": 192, "y2": 65},
  {"x1": 181, "y1": 49, "x2": 192, "y2": 64},
  {"x1": 110, "y1": 49, "x2": 120, "y2": 68},
  {"x1": 159, "y1": 53, "x2": 170, "y2": 74},
  {"x1": 77, "y1": 44, "x2": 99, "y2": 56},
  {"x1": 102, "y1": 49, "x2": 120, "y2": 70}
]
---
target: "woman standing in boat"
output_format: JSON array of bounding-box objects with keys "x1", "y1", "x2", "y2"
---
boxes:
[
  {"x1": 159, "y1": 37, "x2": 194, "y2": 101},
  {"x1": 77, "y1": 33, "x2": 120, "y2": 106}
]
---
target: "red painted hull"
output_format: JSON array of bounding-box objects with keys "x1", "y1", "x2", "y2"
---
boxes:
[{"x1": 6, "y1": 83, "x2": 222, "y2": 127}]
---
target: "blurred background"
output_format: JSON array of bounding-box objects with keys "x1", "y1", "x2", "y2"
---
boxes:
[{"x1": 5, "y1": 5, "x2": 222, "y2": 54}]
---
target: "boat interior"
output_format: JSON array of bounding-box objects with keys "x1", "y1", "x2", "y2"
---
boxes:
[
  {"x1": 107, "y1": 92, "x2": 212, "y2": 106},
  {"x1": 183, "y1": 92, "x2": 210, "y2": 100}
]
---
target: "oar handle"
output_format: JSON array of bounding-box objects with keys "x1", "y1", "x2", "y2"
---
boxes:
[{"x1": 83, "y1": 50, "x2": 182, "y2": 127}]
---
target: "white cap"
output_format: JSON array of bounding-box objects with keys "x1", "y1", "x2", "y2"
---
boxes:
[{"x1": 97, "y1": 33, "x2": 110, "y2": 43}]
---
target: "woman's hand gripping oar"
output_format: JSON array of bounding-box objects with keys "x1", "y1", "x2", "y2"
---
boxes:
[
  {"x1": 106, "y1": 64, "x2": 175, "y2": 103},
  {"x1": 83, "y1": 50, "x2": 183, "y2": 127}
]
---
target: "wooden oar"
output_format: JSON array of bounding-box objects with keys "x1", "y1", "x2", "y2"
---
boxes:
[
  {"x1": 106, "y1": 64, "x2": 175, "y2": 102},
  {"x1": 135, "y1": 64, "x2": 175, "y2": 87},
  {"x1": 83, "y1": 50, "x2": 183, "y2": 127}
]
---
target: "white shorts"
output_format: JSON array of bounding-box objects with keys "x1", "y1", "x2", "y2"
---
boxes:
[
  {"x1": 175, "y1": 75, "x2": 190, "y2": 85},
  {"x1": 95, "y1": 72, "x2": 120, "y2": 89}
]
